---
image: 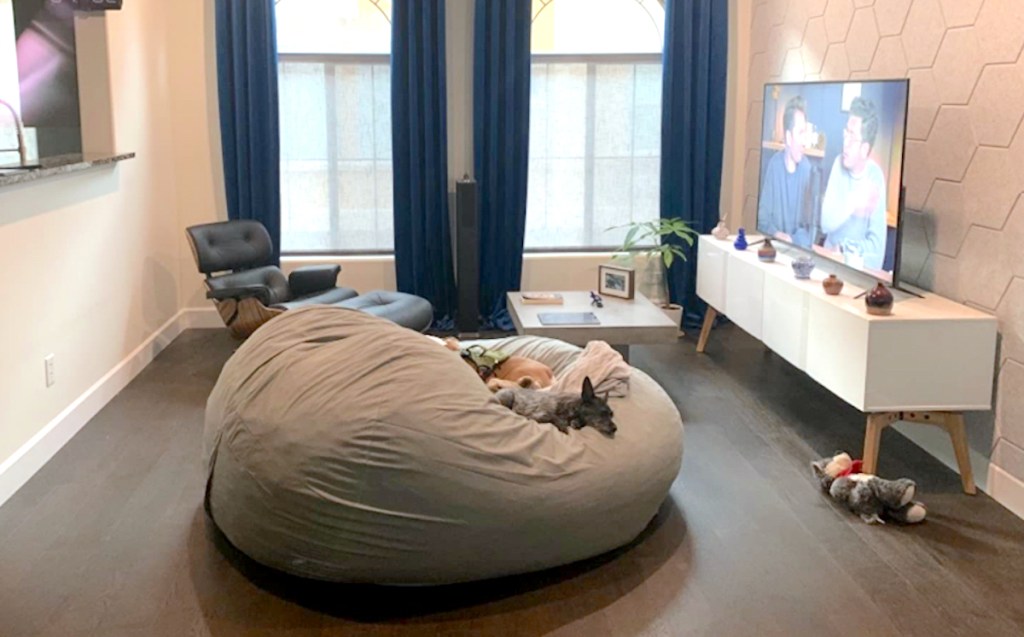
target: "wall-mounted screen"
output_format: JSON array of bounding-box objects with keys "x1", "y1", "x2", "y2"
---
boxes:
[{"x1": 756, "y1": 79, "x2": 910, "y2": 284}]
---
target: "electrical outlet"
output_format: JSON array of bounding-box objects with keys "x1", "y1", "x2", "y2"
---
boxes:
[{"x1": 44, "y1": 354, "x2": 55, "y2": 387}]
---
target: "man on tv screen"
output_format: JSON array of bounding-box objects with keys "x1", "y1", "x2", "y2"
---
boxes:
[
  {"x1": 757, "y1": 95, "x2": 814, "y2": 248},
  {"x1": 819, "y1": 96, "x2": 887, "y2": 271}
]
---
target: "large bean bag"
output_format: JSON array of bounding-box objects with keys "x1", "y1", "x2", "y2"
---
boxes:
[{"x1": 203, "y1": 306, "x2": 683, "y2": 584}]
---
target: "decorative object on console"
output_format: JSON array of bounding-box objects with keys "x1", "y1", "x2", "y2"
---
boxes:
[
  {"x1": 865, "y1": 282, "x2": 894, "y2": 316},
  {"x1": 822, "y1": 274, "x2": 844, "y2": 296},
  {"x1": 598, "y1": 264, "x2": 636, "y2": 300},
  {"x1": 757, "y1": 238, "x2": 777, "y2": 263},
  {"x1": 711, "y1": 220, "x2": 730, "y2": 240},
  {"x1": 791, "y1": 255, "x2": 815, "y2": 279},
  {"x1": 733, "y1": 228, "x2": 748, "y2": 251}
]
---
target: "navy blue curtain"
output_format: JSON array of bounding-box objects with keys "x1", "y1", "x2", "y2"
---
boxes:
[
  {"x1": 473, "y1": 0, "x2": 532, "y2": 330},
  {"x1": 392, "y1": 0, "x2": 456, "y2": 328},
  {"x1": 215, "y1": 0, "x2": 281, "y2": 265},
  {"x1": 660, "y1": 0, "x2": 728, "y2": 327}
]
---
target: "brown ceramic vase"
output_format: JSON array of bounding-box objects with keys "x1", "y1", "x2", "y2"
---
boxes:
[
  {"x1": 865, "y1": 282, "x2": 894, "y2": 316},
  {"x1": 822, "y1": 274, "x2": 844, "y2": 296}
]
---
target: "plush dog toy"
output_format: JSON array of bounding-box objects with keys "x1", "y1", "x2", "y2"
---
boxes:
[{"x1": 811, "y1": 452, "x2": 926, "y2": 525}]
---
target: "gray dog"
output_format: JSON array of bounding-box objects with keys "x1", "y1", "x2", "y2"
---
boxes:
[{"x1": 495, "y1": 377, "x2": 617, "y2": 437}]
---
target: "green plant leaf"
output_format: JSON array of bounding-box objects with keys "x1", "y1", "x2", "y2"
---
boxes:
[{"x1": 623, "y1": 224, "x2": 640, "y2": 250}]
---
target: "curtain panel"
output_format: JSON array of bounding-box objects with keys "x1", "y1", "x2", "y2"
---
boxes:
[
  {"x1": 215, "y1": 0, "x2": 282, "y2": 264},
  {"x1": 392, "y1": 0, "x2": 456, "y2": 327},
  {"x1": 473, "y1": 0, "x2": 532, "y2": 330},
  {"x1": 660, "y1": 0, "x2": 729, "y2": 326}
]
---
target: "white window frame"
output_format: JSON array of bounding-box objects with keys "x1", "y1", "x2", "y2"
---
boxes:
[
  {"x1": 525, "y1": 51, "x2": 662, "y2": 253},
  {"x1": 278, "y1": 52, "x2": 393, "y2": 256}
]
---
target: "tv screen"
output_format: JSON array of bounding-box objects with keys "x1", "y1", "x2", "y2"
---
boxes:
[{"x1": 756, "y1": 79, "x2": 909, "y2": 284}]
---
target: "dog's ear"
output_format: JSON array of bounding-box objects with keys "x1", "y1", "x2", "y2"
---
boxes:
[
  {"x1": 582, "y1": 376, "x2": 596, "y2": 401},
  {"x1": 810, "y1": 460, "x2": 826, "y2": 479}
]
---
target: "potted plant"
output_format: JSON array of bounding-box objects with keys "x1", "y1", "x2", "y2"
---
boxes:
[{"x1": 606, "y1": 217, "x2": 698, "y2": 331}]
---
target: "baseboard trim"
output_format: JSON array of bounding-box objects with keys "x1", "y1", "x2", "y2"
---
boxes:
[
  {"x1": 987, "y1": 463, "x2": 1024, "y2": 520},
  {"x1": 179, "y1": 306, "x2": 224, "y2": 329},
  {"x1": 0, "y1": 307, "x2": 219, "y2": 509}
]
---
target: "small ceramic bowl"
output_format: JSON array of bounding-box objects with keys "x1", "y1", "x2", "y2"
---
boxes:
[{"x1": 791, "y1": 255, "x2": 815, "y2": 279}]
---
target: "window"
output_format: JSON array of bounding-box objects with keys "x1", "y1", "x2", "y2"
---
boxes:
[
  {"x1": 526, "y1": 0, "x2": 664, "y2": 250},
  {"x1": 275, "y1": 0, "x2": 393, "y2": 253}
]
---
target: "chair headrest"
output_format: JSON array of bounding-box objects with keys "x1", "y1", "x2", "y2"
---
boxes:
[{"x1": 186, "y1": 220, "x2": 274, "y2": 274}]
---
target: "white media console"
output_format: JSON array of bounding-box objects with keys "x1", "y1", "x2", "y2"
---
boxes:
[{"x1": 695, "y1": 234, "x2": 998, "y2": 493}]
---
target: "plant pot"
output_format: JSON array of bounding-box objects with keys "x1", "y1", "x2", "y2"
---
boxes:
[
  {"x1": 640, "y1": 257, "x2": 671, "y2": 307},
  {"x1": 661, "y1": 303, "x2": 684, "y2": 336}
]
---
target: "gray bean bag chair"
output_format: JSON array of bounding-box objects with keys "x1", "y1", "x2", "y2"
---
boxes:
[{"x1": 203, "y1": 306, "x2": 683, "y2": 584}]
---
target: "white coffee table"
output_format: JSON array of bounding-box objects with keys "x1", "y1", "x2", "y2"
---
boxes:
[{"x1": 506, "y1": 291, "x2": 678, "y2": 358}]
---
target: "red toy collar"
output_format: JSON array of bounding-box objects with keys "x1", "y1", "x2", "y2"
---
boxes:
[{"x1": 837, "y1": 459, "x2": 864, "y2": 477}]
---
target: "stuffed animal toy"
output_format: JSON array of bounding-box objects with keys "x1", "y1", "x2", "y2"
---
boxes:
[{"x1": 810, "y1": 452, "x2": 927, "y2": 525}]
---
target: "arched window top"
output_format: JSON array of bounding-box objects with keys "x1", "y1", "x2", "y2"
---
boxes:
[
  {"x1": 531, "y1": 0, "x2": 664, "y2": 55},
  {"x1": 276, "y1": 0, "x2": 391, "y2": 55}
]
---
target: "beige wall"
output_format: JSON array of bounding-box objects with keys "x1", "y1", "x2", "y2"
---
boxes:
[
  {"x1": 167, "y1": 0, "x2": 228, "y2": 311},
  {"x1": 736, "y1": 0, "x2": 1024, "y2": 496},
  {"x1": 720, "y1": 0, "x2": 752, "y2": 226},
  {"x1": 0, "y1": 2, "x2": 188, "y2": 463}
]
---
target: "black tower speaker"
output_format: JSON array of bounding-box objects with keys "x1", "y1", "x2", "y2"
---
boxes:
[{"x1": 455, "y1": 176, "x2": 480, "y2": 334}]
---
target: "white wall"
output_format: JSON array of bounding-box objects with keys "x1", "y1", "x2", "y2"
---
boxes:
[
  {"x1": 0, "y1": 1, "x2": 184, "y2": 465},
  {"x1": 166, "y1": 0, "x2": 227, "y2": 311}
]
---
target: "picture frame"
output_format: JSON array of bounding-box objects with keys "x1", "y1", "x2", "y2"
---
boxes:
[{"x1": 598, "y1": 264, "x2": 635, "y2": 300}]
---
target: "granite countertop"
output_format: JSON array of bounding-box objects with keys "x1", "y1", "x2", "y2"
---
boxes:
[{"x1": 0, "y1": 152, "x2": 136, "y2": 187}]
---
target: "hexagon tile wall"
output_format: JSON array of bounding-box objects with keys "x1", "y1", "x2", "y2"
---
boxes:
[{"x1": 740, "y1": 0, "x2": 1024, "y2": 499}]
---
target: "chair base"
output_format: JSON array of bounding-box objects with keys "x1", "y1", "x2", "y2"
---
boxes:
[{"x1": 216, "y1": 298, "x2": 285, "y2": 339}]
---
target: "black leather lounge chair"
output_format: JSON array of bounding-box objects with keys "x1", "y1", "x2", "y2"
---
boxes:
[{"x1": 186, "y1": 220, "x2": 433, "y2": 338}]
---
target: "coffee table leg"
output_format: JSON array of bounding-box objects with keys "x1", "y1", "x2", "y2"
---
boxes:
[{"x1": 611, "y1": 344, "x2": 630, "y2": 364}]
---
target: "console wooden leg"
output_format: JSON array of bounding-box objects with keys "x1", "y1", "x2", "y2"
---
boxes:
[
  {"x1": 942, "y1": 412, "x2": 977, "y2": 495},
  {"x1": 862, "y1": 413, "x2": 893, "y2": 475},
  {"x1": 885, "y1": 411, "x2": 977, "y2": 495},
  {"x1": 696, "y1": 306, "x2": 718, "y2": 354}
]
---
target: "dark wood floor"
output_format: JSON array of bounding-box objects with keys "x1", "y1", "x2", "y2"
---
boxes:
[{"x1": 3, "y1": 325, "x2": 1024, "y2": 636}]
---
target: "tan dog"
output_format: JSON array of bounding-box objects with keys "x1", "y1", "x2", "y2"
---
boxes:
[{"x1": 442, "y1": 337, "x2": 555, "y2": 391}]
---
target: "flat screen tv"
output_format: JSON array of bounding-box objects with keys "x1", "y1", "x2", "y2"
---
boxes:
[{"x1": 756, "y1": 79, "x2": 910, "y2": 285}]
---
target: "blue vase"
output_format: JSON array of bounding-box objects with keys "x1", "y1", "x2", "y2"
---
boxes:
[{"x1": 734, "y1": 228, "x2": 748, "y2": 251}]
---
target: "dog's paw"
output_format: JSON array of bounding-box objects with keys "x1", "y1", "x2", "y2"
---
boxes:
[{"x1": 486, "y1": 378, "x2": 505, "y2": 392}]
